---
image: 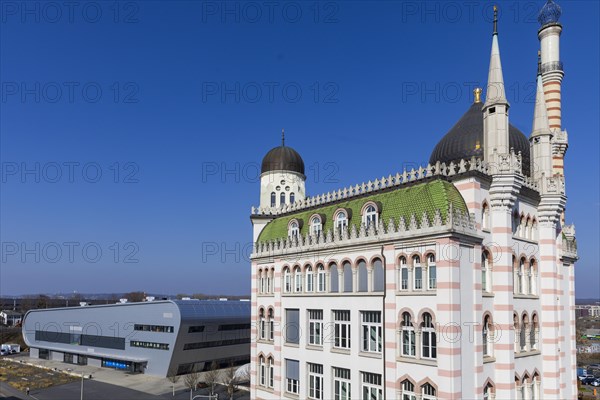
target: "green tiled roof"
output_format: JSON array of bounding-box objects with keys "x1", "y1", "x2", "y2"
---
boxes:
[{"x1": 257, "y1": 179, "x2": 467, "y2": 242}]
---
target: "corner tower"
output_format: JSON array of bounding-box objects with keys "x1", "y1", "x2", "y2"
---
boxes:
[
  {"x1": 482, "y1": 6, "x2": 511, "y2": 170},
  {"x1": 530, "y1": 54, "x2": 554, "y2": 181},
  {"x1": 259, "y1": 130, "x2": 306, "y2": 210},
  {"x1": 538, "y1": 0, "x2": 567, "y2": 175}
]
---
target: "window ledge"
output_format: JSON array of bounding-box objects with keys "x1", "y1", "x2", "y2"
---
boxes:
[
  {"x1": 359, "y1": 351, "x2": 382, "y2": 359},
  {"x1": 396, "y1": 291, "x2": 436, "y2": 296},
  {"x1": 512, "y1": 236, "x2": 538, "y2": 245},
  {"x1": 283, "y1": 392, "x2": 299, "y2": 399},
  {"x1": 482, "y1": 228, "x2": 491, "y2": 233},
  {"x1": 482, "y1": 292, "x2": 495, "y2": 298},
  {"x1": 257, "y1": 293, "x2": 274, "y2": 297},
  {"x1": 284, "y1": 342, "x2": 300, "y2": 348},
  {"x1": 282, "y1": 292, "x2": 384, "y2": 297},
  {"x1": 513, "y1": 294, "x2": 539, "y2": 299},
  {"x1": 483, "y1": 356, "x2": 496, "y2": 364},
  {"x1": 306, "y1": 344, "x2": 323, "y2": 351},
  {"x1": 515, "y1": 350, "x2": 541, "y2": 358},
  {"x1": 331, "y1": 347, "x2": 351, "y2": 355},
  {"x1": 397, "y1": 357, "x2": 437, "y2": 367}
]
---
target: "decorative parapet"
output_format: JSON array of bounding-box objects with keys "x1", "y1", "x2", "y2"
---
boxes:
[
  {"x1": 251, "y1": 155, "x2": 536, "y2": 217},
  {"x1": 552, "y1": 129, "x2": 568, "y2": 156},
  {"x1": 252, "y1": 204, "x2": 476, "y2": 258},
  {"x1": 561, "y1": 223, "x2": 578, "y2": 260},
  {"x1": 540, "y1": 174, "x2": 565, "y2": 195}
]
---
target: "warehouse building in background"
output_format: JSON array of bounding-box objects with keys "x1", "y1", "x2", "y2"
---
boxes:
[{"x1": 22, "y1": 299, "x2": 251, "y2": 377}]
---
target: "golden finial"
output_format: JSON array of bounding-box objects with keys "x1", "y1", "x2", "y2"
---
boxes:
[
  {"x1": 281, "y1": 128, "x2": 285, "y2": 146},
  {"x1": 493, "y1": 5, "x2": 498, "y2": 35},
  {"x1": 473, "y1": 88, "x2": 483, "y2": 104}
]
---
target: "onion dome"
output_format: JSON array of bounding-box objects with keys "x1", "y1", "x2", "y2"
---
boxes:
[
  {"x1": 261, "y1": 129, "x2": 305, "y2": 175},
  {"x1": 429, "y1": 89, "x2": 531, "y2": 176},
  {"x1": 538, "y1": 0, "x2": 562, "y2": 27}
]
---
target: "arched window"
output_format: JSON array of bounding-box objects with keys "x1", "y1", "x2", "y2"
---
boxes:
[
  {"x1": 532, "y1": 219, "x2": 538, "y2": 241},
  {"x1": 421, "y1": 313, "x2": 436, "y2": 359},
  {"x1": 400, "y1": 257, "x2": 408, "y2": 290},
  {"x1": 422, "y1": 383, "x2": 436, "y2": 400},
  {"x1": 259, "y1": 308, "x2": 266, "y2": 340},
  {"x1": 427, "y1": 254, "x2": 436, "y2": 290},
  {"x1": 267, "y1": 357, "x2": 274, "y2": 388},
  {"x1": 520, "y1": 375, "x2": 530, "y2": 400},
  {"x1": 413, "y1": 255, "x2": 422, "y2": 290},
  {"x1": 268, "y1": 308, "x2": 274, "y2": 341},
  {"x1": 288, "y1": 221, "x2": 299, "y2": 239},
  {"x1": 267, "y1": 269, "x2": 273, "y2": 293},
  {"x1": 518, "y1": 258, "x2": 525, "y2": 294},
  {"x1": 531, "y1": 373, "x2": 540, "y2": 400},
  {"x1": 284, "y1": 268, "x2": 292, "y2": 293},
  {"x1": 512, "y1": 256, "x2": 517, "y2": 293},
  {"x1": 290, "y1": 192, "x2": 295, "y2": 204},
  {"x1": 343, "y1": 262, "x2": 353, "y2": 292},
  {"x1": 513, "y1": 313, "x2": 520, "y2": 353},
  {"x1": 530, "y1": 314, "x2": 539, "y2": 350},
  {"x1": 529, "y1": 259, "x2": 536, "y2": 295},
  {"x1": 317, "y1": 264, "x2": 326, "y2": 292},
  {"x1": 373, "y1": 259, "x2": 384, "y2": 292},
  {"x1": 259, "y1": 355, "x2": 266, "y2": 386},
  {"x1": 482, "y1": 202, "x2": 490, "y2": 230},
  {"x1": 521, "y1": 314, "x2": 529, "y2": 351},
  {"x1": 280, "y1": 192, "x2": 286, "y2": 205},
  {"x1": 258, "y1": 269, "x2": 264, "y2": 294},
  {"x1": 362, "y1": 204, "x2": 378, "y2": 228},
  {"x1": 357, "y1": 260, "x2": 368, "y2": 292},
  {"x1": 512, "y1": 211, "x2": 520, "y2": 235},
  {"x1": 305, "y1": 265, "x2": 314, "y2": 292},
  {"x1": 483, "y1": 315, "x2": 492, "y2": 357},
  {"x1": 310, "y1": 215, "x2": 322, "y2": 236},
  {"x1": 483, "y1": 383, "x2": 494, "y2": 400},
  {"x1": 401, "y1": 312, "x2": 415, "y2": 357},
  {"x1": 401, "y1": 380, "x2": 416, "y2": 400},
  {"x1": 335, "y1": 210, "x2": 348, "y2": 233},
  {"x1": 294, "y1": 266, "x2": 303, "y2": 293},
  {"x1": 482, "y1": 252, "x2": 489, "y2": 293},
  {"x1": 270, "y1": 192, "x2": 276, "y2": 207},
  {"x1": 525, "y1": 217, "x2": 532, "y2": 239},
  {"x1": 519, "y1": 215, "x2": 526, "y2": 237},
  {"x1": 330, "y1": 263, "x2": 339, "y2": 292}
]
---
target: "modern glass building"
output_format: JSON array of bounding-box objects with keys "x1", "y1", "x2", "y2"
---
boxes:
[{"x1": 22, "y1": 299, "x2": 251, "y2": 377}]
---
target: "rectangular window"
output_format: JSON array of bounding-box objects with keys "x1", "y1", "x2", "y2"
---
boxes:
[
  {"x1": 188, "y1": 326, "x2": 205, "y2": 333},
  {"x1": 268, "y1": 358, "x2": 274, "y2": 388},
  {"x1": 285, "y1": 309, "x2": 300, "y2": 344},
  {"x1": 183, "y1": 337, "x2": 250, "y2": 351},
  {"x1": 306, "y1": 273, "x2": 314, "y2": 292},
  {"x1": 308, "y1": 310, "x2": 323, "y2": 346},
  {"x1": 361, "y1": 311, "x2": 382, "y2": 353},
  {"x1": 414, "y1": 266, "x2": 422, "y2": 290},
  {"x1": 401, "y1": 268, "x2": 408, "y2": 290},
  {"x1": 308, "y1": 363, "x2": 323, "y2": 399},
  {"x1": 130, "y1": 340, "x2": 169, "y2": 350},
  {"x1": 133, "y1": 324, "x2": 174, "y2": 333},
  {"x1": 428, "y1": 265, "x2": 436, "y2": 289},
  {"x1": 218, "y1": 323, "x2": 251, "y2": 331},
  {"x1": 334, "y1": 367, "x2": 351, "y2": 400},
  {"x1": 361, "y1": 372, "x2": 383, "y2": 400},
  {"x1": 285, "y1": 359, "x2": 299, "y2": 394},
  {"x1": 333, "y1": 310, "x2": 351, "y2": 349},
  {"x1": 317, "y1": 269, "x2": 326, "y2": 292}
]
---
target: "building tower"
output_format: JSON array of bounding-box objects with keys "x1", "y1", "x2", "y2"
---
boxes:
[
  {"x1": 482, "y1": 6, "x2": 511, "y2": 170},
  {"x1": 538, "y1": 0, "x2": 567, "y2": 175},
  {"x1": 258, "y1": 130, "x2": 306, "y2": 210},
  {"x1": 530, "y1": 54, "x2": 554, "y2": 181}
]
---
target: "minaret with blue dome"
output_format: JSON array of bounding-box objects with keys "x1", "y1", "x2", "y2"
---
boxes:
[{"x1": 537, "y1": 0, "x2": 567, "y2": 176}]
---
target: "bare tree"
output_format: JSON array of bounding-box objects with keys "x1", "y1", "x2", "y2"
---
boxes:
[
  {"x1": 221, "y1": 363, "x2": 239, "y2": 400},
  {"x1": 204, "y1": 361, "x2": 220, "y2": 396},
  {"x1": 167, "y1": 366, "x2": 181, "y2": 396},
  {"x1": 184, "y1": 367, "x2": 201, "y2": 400},
  {"x1": 125, "y1": 291, "x2": 145, "y2": 302}
]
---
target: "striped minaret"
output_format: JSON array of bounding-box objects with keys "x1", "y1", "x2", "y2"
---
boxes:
[{"x1": 537, "y1": 0, "x2": 566, "y2": 175}]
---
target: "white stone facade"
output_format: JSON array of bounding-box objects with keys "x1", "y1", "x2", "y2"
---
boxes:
[{"x1": 249, "y1": 2, "x2": 577, "y2": 399}]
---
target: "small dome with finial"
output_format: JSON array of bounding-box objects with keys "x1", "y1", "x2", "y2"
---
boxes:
[
  {"x1": 260, "y1": 129, "x2": 305, "y2": 175},
  {"x1": 538, "y1": 0, "x2": 561, "y2": 27}
]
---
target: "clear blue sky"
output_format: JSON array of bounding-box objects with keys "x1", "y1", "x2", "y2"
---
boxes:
[{"x1": 1, "y1": 1, "x2": 598, "y2": 298}]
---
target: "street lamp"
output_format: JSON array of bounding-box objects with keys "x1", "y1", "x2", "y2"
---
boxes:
[{"x1": 80, "y1": 373, "x2": 84, "y2": 400}]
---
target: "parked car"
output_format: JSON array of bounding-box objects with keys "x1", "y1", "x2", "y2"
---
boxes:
[
  {"x1": 582, "y1": 376, "x2": 597, "y2": 385},
  {"x1": 0, "y1": 349, "x2": 7, "y2": 356},
  {"x1": 590, "y1": 378, "x2": 600, "y2": 387}
]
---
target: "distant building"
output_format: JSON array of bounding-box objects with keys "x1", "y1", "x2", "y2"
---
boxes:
[
  {"x1": 575, "y1": 305, "x2": 600, "y2": 318},
  {"x1": 0, "y1": 310, "x2": 23, "y2": 326},
  {"x1": 22, "y1": 300, "x2": 250, "y2": 377}
]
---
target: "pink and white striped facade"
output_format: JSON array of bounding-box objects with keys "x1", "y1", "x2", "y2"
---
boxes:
[{"x1": 249, "y1": 2, "x2": 576, "y2": 399}]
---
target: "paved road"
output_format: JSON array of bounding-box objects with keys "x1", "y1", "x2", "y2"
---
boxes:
[{"x1": 0, "y1": 381, "x2": 27, "y2": 399}]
